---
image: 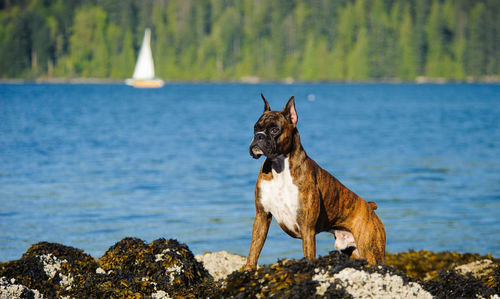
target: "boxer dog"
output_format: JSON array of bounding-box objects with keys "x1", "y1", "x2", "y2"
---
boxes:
[{"x1": 244, "y1": 94, "x2": 385, "y2": 269}]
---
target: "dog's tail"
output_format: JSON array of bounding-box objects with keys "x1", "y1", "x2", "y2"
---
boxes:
[{"x1": 368, "y1": 201, "x2": 378, "y2": 210}]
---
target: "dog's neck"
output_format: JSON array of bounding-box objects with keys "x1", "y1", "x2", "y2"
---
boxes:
[
  {"x1": 267, "y1": 129, "x2": 307, "y2": 174},
  {"x1": 268, "y1": 155, "x2": 286, "y2": 173},
  {"x1": 287, "y1": 128, "x2": 307, "y2": 163}
]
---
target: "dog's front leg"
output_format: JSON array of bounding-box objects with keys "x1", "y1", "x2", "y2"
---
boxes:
[
  {"x1": 302, "y1": 226, "x2": 316, "y2": 259},
  {"x1": 301, "y1": 192, "x2": 320, "y2": 260},
  {"x1": 244, "y1": 209, "x2": 271, "y2": 270}
]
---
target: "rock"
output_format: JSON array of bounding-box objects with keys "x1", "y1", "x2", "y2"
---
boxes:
[
  {"x1": 456, "y1": 259, "x2": 497, "y2": 280},
  {"x1": 195, "y1": 251, "x2": 246, "y2": 280},
  {"x1": 423, "y1": 269, "x2": 498, "y2": 298},
  {"x1": 1, "y1": 239, "x2": 498, "y2": 298},
  {"x1": 386, "y1": 250, "x2": 500, "y2": 297},
  {"x1": 386, "y1": 250, "x2": 496, "y2": 281},
  {"x1": 214, "y1": 251, "x2": 413, "y2": 298},
  {"x1": 151, "y1": 289, "x2": 170, "y2": 299},
  {"x1": 323, "y1": 267, "x2": 432, "y2": 298},
  {"x1": 0, "y1": 238, "x2": 214, "y2": 298},
  {"x1": 0, "y1": 242, "x2": 97, "y2": 298},
  {"x1": 456, "y1": 259, "x2": 500, "y2": 294},
  {"x1": 212, "y1": 250, "x2": 499, "y2": 298},
  {"x1": 73, "y1": 237, "x2": 213, "y2": 298},
  {"x1": 0, "y1": 277, "x2": 44, "y2": 299}
]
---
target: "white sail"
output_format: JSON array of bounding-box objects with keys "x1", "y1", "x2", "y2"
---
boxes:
[
  {"x1": 132, "y1": 28, "x2": 155, "y2": 80},
  {"x1": 126, "y1": 28, "x2": 163, "y2": 88}
]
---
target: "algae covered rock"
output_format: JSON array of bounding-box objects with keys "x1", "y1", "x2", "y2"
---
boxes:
[
  {"x1": 0, "y1": 277, "x2": 44, "y2": 299},
  {"x1": 423, "y1": 269, "x2": 498, "y2": 298},
  {"x1": 214, "y1": 250, "x2": 428, "y2": 298},
  {"x1": 0, "y1": 242, "x2": 98, "y2": 298},
  {"x1": 70, "y1": 237, "x2": 213, "y2": 298},
  {"x1": 2, "y1": 239, "x2": 499, "y2": 298},
  {"x1": 0, "y1": 238, "x2": 213, "y2": 298},
  {"x1": 386, "y1": 249, "x2": 497, "y2": 281},
  {"x1": 455, "y1": 259, "x2": 499, "y2": 289},
  {"x1": 215, "y1": 250, "x2": 499, "y2": 299},
  {"x1": 386, "y1": 249, "x2": 500, "y2": 298}
]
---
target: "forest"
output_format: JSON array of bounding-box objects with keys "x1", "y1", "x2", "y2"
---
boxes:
[{"x1": 0, "y1": 0, "x2": 499, "y2": 81}]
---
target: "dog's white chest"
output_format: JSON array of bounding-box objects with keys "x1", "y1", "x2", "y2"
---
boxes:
[{"x1": 259, "y1": 158, "x2": 300, "y2": 235}]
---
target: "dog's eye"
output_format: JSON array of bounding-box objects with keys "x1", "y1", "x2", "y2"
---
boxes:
[{"x1": 270, "y1": 127, "x2": 280, "y2": 135}]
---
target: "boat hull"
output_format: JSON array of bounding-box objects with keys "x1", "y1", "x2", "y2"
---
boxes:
[{"x1": 130, "y1": 79, "x2": 164, "y2": 88}]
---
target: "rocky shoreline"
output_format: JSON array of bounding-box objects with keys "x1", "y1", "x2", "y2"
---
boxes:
[{"x1": 1, "y1": 238, "x2": 498, "y2": 298}]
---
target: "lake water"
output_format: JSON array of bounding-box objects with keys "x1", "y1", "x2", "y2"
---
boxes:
[{"x1": 1, "y1": 83, "x2": 499, "y2": 263}]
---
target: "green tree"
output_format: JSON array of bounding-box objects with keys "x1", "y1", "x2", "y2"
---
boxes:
[
  {"x1": 316, "y1": 38, "x2": 331, "y2": 81},
  {"x1": 347, "y1": 27, "x2": 369, "y2": 80},
  {"x1": 465, "y1": 3, "x2": 486, "y2": 78},
  {"x1": 0, "y1": 7, "x2": 30, "y2": 77},
  {"x1": 1, "y1": 0, "x2": 499, "y2": 81},
  {"x1": 300, "y1": 34, "x2": 318, "y2": 80},
  {"x1": 398, "y1": 4, "x2": 417, "y2": 80},
  {"x1": 369, "y1": 0, "x2": 391, "y2": 78},
  {"x1": 69, "y1": 6, "x2": 109, "y2": 77},
  {"x1": 89, "y1": 12, "x2": 109, "y2": 77},
  {"x1": 414, "y1": 0, "x2": 431, "y2": 76},
  {"x1": 330, "y1": 38, "x2": 346, "y2": 80},
  {"x1": 449, "y1": 0, "x2": 466, "y2": 80},
  {"x1": 425, "y1": 0, "x2": 444, "y2": 78},
  {"x1": 330, "y1": 2, "x2": 355, "y2": 80},
  {"x1": 108, "y1": 25, "x2": 134, "y2": 78},
  {"x1": 440, "y1": 0, "x2": 457, "y2": 78}
]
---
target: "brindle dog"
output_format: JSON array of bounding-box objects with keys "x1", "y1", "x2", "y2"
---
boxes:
[{"x1": 245, "y1": 94, "x2": 386, "y2": 269}]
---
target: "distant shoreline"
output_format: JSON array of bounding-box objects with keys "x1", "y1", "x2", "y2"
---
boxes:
[{"x1": 1, "y1": 76, "x2": 500, "y2": 85}]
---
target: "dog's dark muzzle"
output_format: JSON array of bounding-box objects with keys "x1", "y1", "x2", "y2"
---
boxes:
[
  {"x1": 249, "y1": 132, "x2": 267, "y2": 159},
  {"x1": 249, "y1": 132, "x2": 277, "y2": 159}
]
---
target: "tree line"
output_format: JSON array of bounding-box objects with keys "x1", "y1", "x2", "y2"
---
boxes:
[{"x1": 0, "y1": 0, "x2": 499, "y2": 81}]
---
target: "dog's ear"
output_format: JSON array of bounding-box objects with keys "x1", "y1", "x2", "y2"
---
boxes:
[
  {"x1": 281, "y1": 96, "x2": 297, "y2": 125},
  {"x1": 261, "y1": 93, "x2": 271, "y2": 112}
]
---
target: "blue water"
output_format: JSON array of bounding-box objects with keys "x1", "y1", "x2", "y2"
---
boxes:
[{"x1": 0, "y1": 83, "x2": 499, "y2": 263}]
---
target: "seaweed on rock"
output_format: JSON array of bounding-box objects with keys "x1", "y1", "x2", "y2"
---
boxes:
[
  {"x1": 2, "y1": 239, "x2": 498, "y2": 298},
  {"x1": 423, "y1": 270, "x2": 497, "y2": 298},
  {"x1": 99, "y1": 237, "x2": 210, "y2": 289},
  {"x1": 214, "y1": 251, "x2": 415, "y2": 298},
  {"x1": 386, "y1": 250, "x2": 498, "y2": 281},
  {"x1": 493, "y1": 264, "x2": 500, "y2": 294},
  {"x1": 386, "y1": 249, "x2": 500, "y2": 297},
  {"x1": 72, "y1": 237, "x2": 213, "y2": 298},
  {"x1": 0, "y1": 277, "x2": 43, "y2": 299},
  {"x1": 0, "y1": 242, "x2": 98, "y2": 298},
  {"x1": 0, "y1": 238, "x2": 214, "y2": 298}
]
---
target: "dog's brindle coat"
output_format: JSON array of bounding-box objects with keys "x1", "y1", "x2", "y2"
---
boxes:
[{"x1": 245, "y1": 95, "x2": 386, "y2": 269}]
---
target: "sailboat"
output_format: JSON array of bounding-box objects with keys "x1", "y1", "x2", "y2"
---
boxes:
[{"x1": 125, "y1": 28, "x2": 164, "y2": 88}]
